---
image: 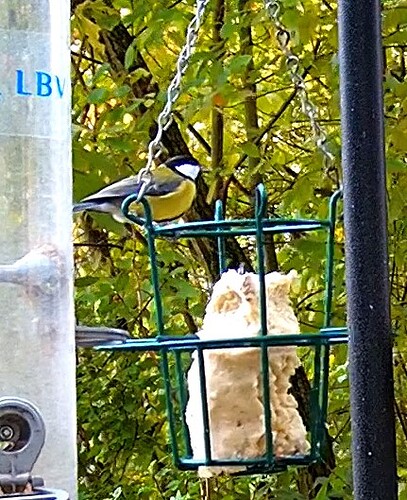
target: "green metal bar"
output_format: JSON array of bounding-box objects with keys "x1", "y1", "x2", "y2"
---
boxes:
[
  {"x1": 255, "y1": 185, "x2": 274, "y2": 464},
  {"x1": 310, "y1": 329, "x2": 323, "y2": 456},
  {"x1": 310, "y1": 189, "x2": 342, "y2": 461},
  {"x1": 97, "y1": 329, "x2": 349, "y2": 352},
  {"x1": 143, "y1": 201, "x2": 165, "y2": 336},
  {"x1": 323, "y1": 189, "x2": 342, "y2": 328},
  {"x1": 215, "y1": 199, "x2": 227, "y2": 273},
  {"x1": 122, "y1": 195, "x2": 180, "y2": 464},
  {"x1": 178, "y1": 454, "x2": 313, "y2": 468},
  {"x1": 309, "y1": 346, "x2": 322, "y2": 460},
  {"x1": 154, "y1": 221, "x2": 329, "y2": 239},
  {"x1": 121, "y1": 193, "x2": 329, "y2": 238},
  {"x1": 154, "y1": 218, "x2": 330, "y2": 232},
  {"x1": 196, "y1": 348, "x2": 212, "y2": 462},
  {"x1": 121, "y1": 193, "x2": 149, "y2": 226},
  {"x1": 318, "y1": 189, "x2": 342, "y2": 461},
  {"x1": 121, "y1": 195, "x2": 165, "y2": 335},
  {"x1": 153, "y1": 226, "x2": 326, "y2": 238},
  {"x1": 255, "y1": 186, "x2": 269, "y2": 341},
  {"x1": 160, "y1": 349, "x2": 180, "y2": 465},
  {"x1": 174, "y1": 351, "x2": 193, "y2": 457},
  {"x1": 142, "y1": 201, "x2": 180, "y2": 464},
  {"x1": 318, "y1": 343, "x2": 329, "y2": 452}
]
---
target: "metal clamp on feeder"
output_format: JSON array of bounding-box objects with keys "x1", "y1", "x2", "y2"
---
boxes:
[{"x1": 0, "y1": 398, "x2": 69, "y2": 499}]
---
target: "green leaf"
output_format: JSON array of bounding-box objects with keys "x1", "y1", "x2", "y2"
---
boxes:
[
  {"x1": 390, "y1": 127, "x2": 407, "y2": 151},
  {"x1": 104, "y1": 137, "x2": 135, "y2": 152},
  {"x1": 220, "y1": 21, "x2": 236, "y2": 40},
  {"x1": 257, "y1": 93, "x2": 284, "y2": 114},
  {"x1": 92, "y1": 63, "x2": 111, "y2": 84},
  {"x1": 75, "y1": 277, "x2": 100, "y2": 287},
  {"x1": 387, "y1": 158, "x2": 407, "y2": 172},
  {"x1": 174, "y1": 280, "x2": 199, "y2": 299},
  {"x1": 124, "y1": 44, "x2": 136, "y2": 70},
  {"x1": 131, "y1": 67, "x2": 150, "y2": 81},
  {"x1": 87, "y1": 87, "x2": 110, "y2": 104},
  {"x1": 113, "y1": 85, "x2": 131, "y2": 98},
  {"x1": 228, "y1": 54, "x2": 252, "y2": 74},
  {"x1": 241, "y1": 141, "x2": 260, "y2": 158},
  {"x1": 82, "y1": 0, "x2": 121, "y2": 30}
]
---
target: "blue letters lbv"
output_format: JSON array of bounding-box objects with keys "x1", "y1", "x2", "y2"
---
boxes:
[{"x1": 16, "y1": 69, "x2": 65, "y2": 98}]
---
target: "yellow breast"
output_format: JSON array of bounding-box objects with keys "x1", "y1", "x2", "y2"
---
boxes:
[{"x1": 133, "y1": 179, "x2": 196, "y2": 222}]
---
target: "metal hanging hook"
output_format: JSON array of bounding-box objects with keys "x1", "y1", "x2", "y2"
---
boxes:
[{"x1": 0, "y1": 397, "x2": 45, "y2": 495}]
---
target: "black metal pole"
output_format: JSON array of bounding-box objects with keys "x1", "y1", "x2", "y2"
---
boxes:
[{"x1": 338, "y1": 1, "x2": 397, "y2": 499}]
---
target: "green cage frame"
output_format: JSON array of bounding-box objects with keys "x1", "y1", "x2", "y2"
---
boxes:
[{"x1": 98, "y1": 185, "x2": 348, "y2": 474}]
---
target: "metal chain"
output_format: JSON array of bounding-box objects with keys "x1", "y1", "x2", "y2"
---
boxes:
[
  {"x1": 263, "y1": 0, "x2": 335, "y2": 172},
  {"x1": 136, "y1": 0, "x2": 210, "y2": 200}
]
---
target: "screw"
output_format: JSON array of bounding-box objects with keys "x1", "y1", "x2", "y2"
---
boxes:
[{"x1": 0, "y1": 425, "x2": 14, "y2": 441}]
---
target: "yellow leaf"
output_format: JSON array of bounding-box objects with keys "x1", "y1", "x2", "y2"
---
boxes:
[{"x1": 390, "y1": 127, "x2": 407, "y2": 152}]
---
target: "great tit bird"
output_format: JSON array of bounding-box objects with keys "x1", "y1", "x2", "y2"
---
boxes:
[{"x1": 73, "y1": 155, "x2": 202, "y2": 223}]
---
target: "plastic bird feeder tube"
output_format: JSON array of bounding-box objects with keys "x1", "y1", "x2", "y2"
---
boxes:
[
  {"x1": 95, "y1": 186, "x2": 348, "y2": 473},
  {"x1": 338, "y1": 1, "x2": 398, "y2": 499},
  {"x1": 0, "y1": 2, "x2": 76, "y2": 498}
]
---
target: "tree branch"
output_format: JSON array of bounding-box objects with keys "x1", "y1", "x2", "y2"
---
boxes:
[{"x1": 211, "y1": 0, "x2": 225, "y2": 198}]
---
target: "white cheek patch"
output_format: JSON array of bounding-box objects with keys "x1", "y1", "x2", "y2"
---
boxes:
[{"x1": 177, "y1": 163, "x2": 201, "y2": 180}]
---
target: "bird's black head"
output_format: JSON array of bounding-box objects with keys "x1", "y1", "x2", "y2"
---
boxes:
[{"x1": 165, "y1": 155, "x2": 202, "y2": 181}]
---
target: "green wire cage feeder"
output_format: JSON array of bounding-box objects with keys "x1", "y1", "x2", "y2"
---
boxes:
[{"x1": 97, "y1": 184, "x2": 348, "y2": 475}]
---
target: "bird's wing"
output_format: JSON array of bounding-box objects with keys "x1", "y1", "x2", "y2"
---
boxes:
[
  {"x1": 80, "y1": 166, "x2": 185, "y2": 202},
  {"x1": 80, "y1": 176, "x2": 141, "y2": 202},
  {"x1": 143, "y1": 166, "x2": 185, "y2": 197}
]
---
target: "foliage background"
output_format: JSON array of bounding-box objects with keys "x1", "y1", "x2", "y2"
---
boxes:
[{"x1": 71, "y1": 0, "x2": 407, "y2": 498}]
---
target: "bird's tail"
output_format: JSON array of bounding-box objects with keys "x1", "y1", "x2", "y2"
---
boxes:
[{"x1": 73, "y1": 201, "x2": 101, "y2": 213}]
